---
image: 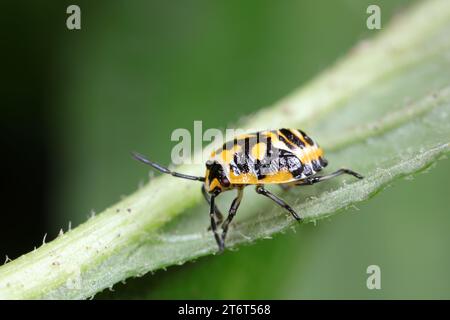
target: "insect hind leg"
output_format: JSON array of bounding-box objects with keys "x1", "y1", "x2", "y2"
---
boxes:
[
  {"x1": 255, "y1": 185, "x2": 302, "y2": 221},
  {"x1": 295, "y1": 168, "x2": 363, "y2": 186}
]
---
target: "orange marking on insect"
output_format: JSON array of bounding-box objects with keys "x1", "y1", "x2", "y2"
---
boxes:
[
  {"x1": 209, "y1": 178, "x2": 221, "y2": 190},
  {"x1": 251, "y1": 142, "x2": 267, "y2": 160},
  {"x1": 229, "y1": 168, "x2": 296, "y2": 185},
  {"x1": 263, "y1": 131, "x2": 278, "y2": 140},
  {"x1": 298, "y1": 146, "x2": 324, "y2": 164},
  {"x1": 229, "y1": 172, "x2": 259, "y2": 184},
  {"x1": 261, "y1": 170, "x2": 295, "y2": 184}
]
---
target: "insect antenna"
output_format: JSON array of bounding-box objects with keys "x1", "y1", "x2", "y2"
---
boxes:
[{"x1": 131, "y1": 151, "x2": 205, "y2": 182}]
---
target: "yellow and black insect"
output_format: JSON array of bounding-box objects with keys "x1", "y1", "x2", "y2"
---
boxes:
[{"x1": 132, "y1": 128, "x2": 363, "y2": 252}]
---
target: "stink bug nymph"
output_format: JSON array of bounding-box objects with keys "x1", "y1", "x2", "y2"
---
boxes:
[{"x1": 132, "y1": 129, "x2": 363, "y2": 252}]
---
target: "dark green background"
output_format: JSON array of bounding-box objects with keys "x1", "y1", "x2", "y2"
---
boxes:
[{"x1": 3, "y1": 0, "x2": 450, "y2": 299}]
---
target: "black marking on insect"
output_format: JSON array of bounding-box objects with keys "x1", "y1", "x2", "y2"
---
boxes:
[{"x1": 132, "y1": 129, "x2": 363, "y2": 253}]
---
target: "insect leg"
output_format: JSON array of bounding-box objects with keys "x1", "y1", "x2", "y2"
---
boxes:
[
  {"x1": 255, "y1": 185, "x2": 302, "y2": 221},
  {"x1": 295, "y1": 168, "x2": 363, "y2": 186},
  {"x1": 202, "y1": 184, "x2": 224, "y2": 228},
  {"x1": 210, "y1": 194, "x2": 224, "y2": 252},
  {"x1": 220, "y1": 188, "x2": 244, "y2": 245},
  {"x1": 132, "y1": 152, "x2": 205, "y2": 181}
]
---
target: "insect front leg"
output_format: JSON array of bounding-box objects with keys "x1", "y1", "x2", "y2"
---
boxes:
[
  {"x1": 295, "y1": 168, "x2": 363, "y2": 186},
  {"x1": 255, "y1": 185, "x2": 302, "y2": 221},
  {"x1": 220, "y1": 188, "x2": 244, "y2": 247},
  {"x1": 209, "y1": 194, "x2": 225, "y2": 252},
  {"x1": 202, "y1": 184, "x2": 224, "y2": 229}
]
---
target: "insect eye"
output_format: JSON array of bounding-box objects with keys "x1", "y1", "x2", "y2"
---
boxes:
[{"x1": 221, "y1": 177, "x2": 230, "y2": 187}]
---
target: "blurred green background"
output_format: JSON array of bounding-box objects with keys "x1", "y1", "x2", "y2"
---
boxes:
[{"x1": 3, "y1": 0, "x2": 450, "y2": 299}]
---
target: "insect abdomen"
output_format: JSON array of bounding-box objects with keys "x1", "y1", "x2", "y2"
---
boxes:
[{"x1": 210, "y1": 129, "x2": 327, "y2": 184}]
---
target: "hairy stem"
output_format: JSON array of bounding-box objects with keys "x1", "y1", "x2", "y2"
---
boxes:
[{"x1": 1, "y1": 0, "x2": 450, "y2": 299}]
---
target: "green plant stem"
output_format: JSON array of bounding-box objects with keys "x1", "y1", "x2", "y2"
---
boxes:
[{"x1": 1, "y1": 0, "x2": 450, "y2": 299}]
